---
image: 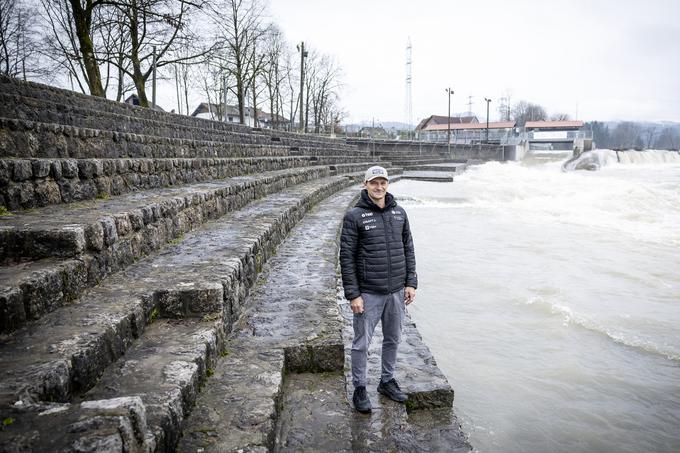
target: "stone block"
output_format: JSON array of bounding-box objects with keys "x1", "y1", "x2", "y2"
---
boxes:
[
  {"x1": 12, "y1": 159, "x2": 32, "y2": 181},
  {"x1": 94, "y1": 176, "x2": 112, "y2": 197},
  {"x1": 0, "y1": 287, "x2": 26, "y2": 333},
  {"x1": 85, "y1": 222, "x2": 105, "y2": 251},
  {"x1": 99, "y1": 216, "x2": 118, "y2": 246},
  {"x1": 61, "y1": 159, "x2": 79, "y2": 178},
  {"x1": 78, "y1": 159, "x2": 103, "y2": 179},
  {"x1": 128, "y1": 209, "x2": 144, "y2": 231},
  {"x1": 31, "y1": 159, "x2": 51, "y2": 178},
  {"x1": 5, "y1": 181, "x2": 34, "y2": 209},
  {"x1": 33, "y1": 179, "x2": 62, "y2": 206},
  {"x1": 0, "y1": 160, "x2": 11, "y2": 186},
  {"x1": 19, "y1": 267, "x2": 64, "y2": 320},
  {"x1": 50, "y1": 159, "x2": 62, "y2": 179},
  {"x1": 113, "y1": 213, "x2": 131, "y2": 237}
]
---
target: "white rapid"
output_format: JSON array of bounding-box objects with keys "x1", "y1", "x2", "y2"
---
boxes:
[
  {"x1": 389, "y1": 154, "x2": 680, "y2": 453},
  {"x1": 562, "y1": 148, "x2": 680, "y2": 171}
]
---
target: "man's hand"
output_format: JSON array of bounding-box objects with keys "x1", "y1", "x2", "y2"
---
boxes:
[
  {"x1": 350, "y1": 296, "x2": 364, "y2": 314},
  {"x1": 404, "y1": 287, "x2": 416, "y2": 305}
]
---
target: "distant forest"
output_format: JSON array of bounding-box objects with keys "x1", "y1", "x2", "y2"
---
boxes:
[
  {"x1": 585, "y1": 121, "x2": 680, "y2": 151},
  {"x1": 497, "y1": 100, "x2": 680, "y2": 151}
]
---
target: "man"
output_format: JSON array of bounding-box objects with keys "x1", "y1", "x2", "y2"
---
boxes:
[{"x1": 340, "y1": 165, "x2": 417, "y2": 413}]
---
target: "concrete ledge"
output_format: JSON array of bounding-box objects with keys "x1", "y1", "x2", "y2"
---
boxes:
[
  {"x1": 0, "y1": 167, "x2": 331, "y2": 333},
  {"x1": 0, "y1": 156, "x2": 370, "y2": 210},
  {"x1": 0, "y1": 396, "x2": 156, "y2": 452},
  {"x1": 340, "y1": 302, "x2": 455, "y2": 412},
  {"x1": 0, "y1": 117, "x2": 368, "y2": 160},
  {"x1": 401, "y1": 171, "x2": 454, "y2": 182},
  {"x1": 178, "y1": 342, "x2": 285, "y2": 453}
]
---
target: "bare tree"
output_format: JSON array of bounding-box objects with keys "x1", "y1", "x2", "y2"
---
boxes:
[
  {"x1": 641, "y1": 125, "x2": 658, "y2": 149},
  {"x1": 209, "y1": 0, "x2": 267, "y2": 124},
  {"x1": 107, "y1": 0, "x2": 208, "y2": 108},
  {"x1": 513, "y1": 101, "x2": 547, "y2": 126},
  {"x1": 610, "y1": 122, "x2": 641, "y2": 149},
  {"x1": 95, "y1": 5, "x2": 132, "y2": 100},
  {"x1": 283, "y1": 47, "x2": 297, "y2": 131},
  {"x1": 550, "y1": 112, "x2": 570, "y2": 121},
  {"x1": 1, "y1": 0, "x2": 42, "y2": 79},
  {"x1": 654, "y1": 126, "x2": 679, "y2": 150},
  {"x1": 260, "y1": 24, "x2": 286, "y2": 129},
  {"x1": 309, "y1": 53, "x2": 341, "y2": 133}
]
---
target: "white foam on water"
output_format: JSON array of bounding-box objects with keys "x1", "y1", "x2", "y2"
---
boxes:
[
  {"x1": 398, "y1": 159, "x2": 680, "y2": 245},
  {"x1": 389, "y1": 160, "x2": 680, "y2": 453}
]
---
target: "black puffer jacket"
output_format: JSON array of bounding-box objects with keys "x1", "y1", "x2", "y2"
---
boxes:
[{"x1": 340, "y1": 189, "x2": 417, "y2": 300}]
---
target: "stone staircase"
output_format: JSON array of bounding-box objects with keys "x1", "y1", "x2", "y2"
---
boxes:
[{"x1": 0, "y1": 77, "x2": 469, "y2": 452}]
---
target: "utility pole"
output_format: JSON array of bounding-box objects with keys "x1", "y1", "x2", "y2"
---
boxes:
[
  {"x1": 223, "y1": 75, "x2": 228, "y2": 122},
  {"x1": 467, "y1": 95, "x2": 473, "y2": 115},
  {"x1": 297, "y1": 42, "x2": 308, "y2": 133},
  {"x1": 174, "y1": 65, "x2": 181, "y2": 114},
  {"x1": 446, "y1": 88, "x2": 453, "y2": 155},
  {"x1": 484, "y1": 98, "x2": 492, "y2": 143},
  {"x1": 152, "y1": 46, "x2": 157, "y2": 109}
]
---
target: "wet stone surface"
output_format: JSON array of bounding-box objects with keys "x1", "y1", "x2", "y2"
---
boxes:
[
  {"x1": 274, "y1": 372, "x2": 352, "y2": 453},
  {"x1": 0, "y1": 176, "x2": 352, "y2": 408},
  {"x1": 338, "y1": 298, "x2": 471, "y2": 451},
  {"x1": 0, "y1": 167, "x2": 331, "y2": 335},
  {"x1": 179, "y1": 185, "x2": 360, "y2": 452}
]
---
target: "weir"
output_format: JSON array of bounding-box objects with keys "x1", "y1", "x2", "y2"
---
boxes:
[{"x1": 0, "y1": 77, "x2": 471, "y2": 452}]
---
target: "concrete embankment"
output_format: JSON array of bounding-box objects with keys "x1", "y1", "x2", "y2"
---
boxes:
[{"x1": 0, "y1": 75, "x2": 469, "y2": 452}]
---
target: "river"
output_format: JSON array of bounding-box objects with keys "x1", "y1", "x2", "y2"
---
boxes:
[{"x1": 389, "y1": 150, "x2": 680, "y2": 453}]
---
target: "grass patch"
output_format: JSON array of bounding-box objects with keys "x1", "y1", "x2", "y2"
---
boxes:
[
  {"x1": 202, "y1": 312, "x2": 220, "y2": 322},
  {"x1": 168, "y1": 233, "x2": 185, "y2": 246},
  {"x1": 1, "y1": 418, "x2": 14, "y2": 430},
  {"x1": 95, "y1": 193, "x2": 110, "y2": 201},
  {"x1": 149, "y1": 307, "x2": 160, "y2": 323},
  {"x1": 206, "y1": 368, "x2": 215, "y2": 377},
  {"x1": 0, "y1": 206, "x2": 12, "y2": 216},
  {"x1": 220, "y1": 348, "x2": 230, "y2": 357}
]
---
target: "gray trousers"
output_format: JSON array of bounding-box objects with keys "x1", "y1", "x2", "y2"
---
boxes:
[{"x1": 351, "y1": 289, "x2": 405, "y2": 388}]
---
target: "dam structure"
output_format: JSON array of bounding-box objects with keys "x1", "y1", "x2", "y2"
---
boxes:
[{"x1": 0, "y1": 77, "x2": 471, "y2": 452}]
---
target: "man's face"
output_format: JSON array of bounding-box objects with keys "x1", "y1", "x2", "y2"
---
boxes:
[{"x1": 364, "y1": 178, "x2": 389, "y2": 203}]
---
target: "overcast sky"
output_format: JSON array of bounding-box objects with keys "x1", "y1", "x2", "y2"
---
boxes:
[{"x1": 268, "y1": 0, "x2": 680, "y2": 125}]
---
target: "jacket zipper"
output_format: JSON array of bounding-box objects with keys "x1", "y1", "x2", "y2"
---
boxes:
[{"x1": 382, "y1": 211, "x2": 391, "y2": 291}]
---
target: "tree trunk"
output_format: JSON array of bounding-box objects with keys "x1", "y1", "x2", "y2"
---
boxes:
[
  {"x1": 69, "y1": 0, "x2": 105, "y2": 97},
  {"x1": 128, "y1": 4, "x2": 149, "y2": 107}
]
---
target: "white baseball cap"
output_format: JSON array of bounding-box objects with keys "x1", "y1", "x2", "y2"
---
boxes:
[{"x1": 364, "y1": 166, "x2": 389, "y2": 182}]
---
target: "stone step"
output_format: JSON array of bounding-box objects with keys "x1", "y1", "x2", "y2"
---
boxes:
[
  {"x1": 340, "y1": 300, "x2": 455, "y2": 411},
  {"x1": 0, "y1": 78, "x2": 357, "y2": 151},
  {"x1": 401, "y1": 171, "x2": 455, "y2": 182},
  {"x1": 80, "y1": 318, "x2": 224, "y2": 452},
  {"x1": 0, "y1": 167, "x2": 331, "y2": 334},
  {"x1": 274, "y1": 372, "x2": 352, "y2": 452},
  {"x1": 0, "y1": 92, "x2": 269, "y2": 146},
  {"x1": 388, "y1": 157, "x2": 456, "y2": 167},
  {"x1": 0, "y1": 91, "x2": 359, "y2": 154},
  {"x1": 273, "y1": 370, "x2": 471, "y2": 453},
  {"x1": 0, "y1": 117, "x2": 367, "y2": 160},
  {"x1": 338, "y1": 298, "x2": 472, "y2": 451},
  {"x1": 0, "y1": 175, "x2": 356, "y2": 408},
  {"x1": 0, "y1": 155, "x2": 372, "y2": 210},
  {"x1": 408, "y1": 163, "x2": 468, "y2": 172},
  {"x1": 178, "y1": 184, "x2": 360, "y2": 452},
  {"x1": 0, "y1": 395, "x2": 157, "y2": 452}
]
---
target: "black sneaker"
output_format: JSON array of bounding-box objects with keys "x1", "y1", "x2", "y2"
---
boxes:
[
  {"x1": 353, "y1": 386, "x2": 372, "y2": 413},
  {"x1": 377, "y1": 378, "x2": 408, "y2": 403}
]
